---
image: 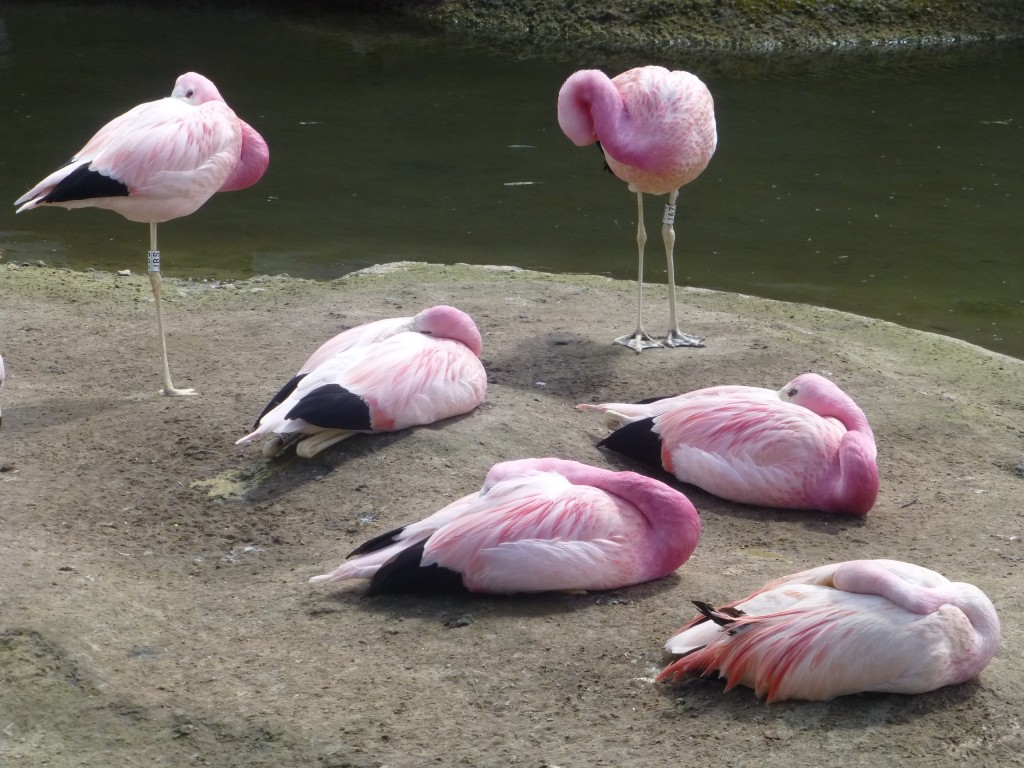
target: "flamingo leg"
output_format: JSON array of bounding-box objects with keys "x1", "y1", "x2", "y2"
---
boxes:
[
  {"x1": 614, "y1": 192, "x2": 664, "y2": 352},
  {"x1": 295, "y1": 429, "x2": 357, "y2": 459},
  {"x1": 662, "y1": 189, "x2": 705, "y2": 348},
  {"x1": 147, "y1": 222, "x2": 196, "y2": 396}
]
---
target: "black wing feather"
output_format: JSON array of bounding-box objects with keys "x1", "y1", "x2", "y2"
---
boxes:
[
  {"x1": 254, "y1": 373, "x2": 307, "y2": 429},
  {"x1": 365, "y1": 540, "x2": 467, "y2": 596},
  {"x1": 40, "y1": 164, "x2": 129, "y2": 203},
  {"x1": 346, "y1": 524, "x2": 409, "y2": 558},
  {"x1": 597, "y1": 415, "x2": 664, "y2": 470},
  {"x1": 285, "y1": 383, "x2": 372, "y2": 430}
]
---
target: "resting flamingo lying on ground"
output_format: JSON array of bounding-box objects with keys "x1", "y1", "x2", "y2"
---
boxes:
[
  {"x1": 309, "y1": 457, "x2": 702, "y2": 595},
  {"x1": 236, "y1": 305, "x2": 487, "y2": 459},
  {"x1": 578, "y1": 373, "x2": 879, "y2": 514},
  {"x1": 15, "y1": 72, "x2": 269, "y2": 396},
  {"x1": 658, "y1": 559, "x2": 1001, "y2": 702}
]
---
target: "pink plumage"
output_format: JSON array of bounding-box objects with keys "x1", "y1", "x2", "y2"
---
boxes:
[
  {"x1": 15, "y1": 72, "x2": 270, "y2": 396},
  {"x1": 237, "y1": 305, "x2": 486, "y2": 459},
  {"x1": 559, "y1": 67, "x2": 716, "y2": 195},
  {"x1": 15, "y1": 72, "x2": 268, "y2": 220},
  {"x1": 579, "y1": 373, "x2": 879, "y2": 514},
  {"x1": 557, "y1": 66, "x2": 716, "y2": 351},
  {"x1": 658, "y1": 559, "x2": 1001, "y2": 702},
  {"x1": 309, "y1": 457, "x2": 701, "y2": 595}
]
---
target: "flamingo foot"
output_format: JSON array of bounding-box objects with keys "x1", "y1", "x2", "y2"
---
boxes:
[
  {"x1": 262, "y1": 433, "x2": 310, "y2": 458},
  {"x1": 261, "y1": 435, "x2": 286, "y2": 458},
  {"x1": 613, "y1": 330, "x2": 665, "y2": 353},
  {"x1": 161, "y1": 385, "x2": 197, "y2": 397},
  {"x1": 664, "y1": 330, "x2": 705, "y2": 348}
]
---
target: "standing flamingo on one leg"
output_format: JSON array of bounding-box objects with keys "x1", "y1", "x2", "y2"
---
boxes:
[
  {"x1": 657, "y1": 559, "x2": 1001, "y2": 702},
  {"x1": 579, "y1": 373, "x2": 879, "y2": 514},
  {"x1": 15, "y1": 72, "x2": 270, "y2": 396},
  {"x1": 310, "y1": 457, "x2": 701, "y2": 595},
  {"x1": 558, "y1": 66, "x2": 717, "y2": 352}
]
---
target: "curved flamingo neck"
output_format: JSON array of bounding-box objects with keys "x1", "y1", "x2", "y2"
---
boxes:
[
  {"x1": 828, "y1": 430, "x2": 879, "y2": 514},
  {"x1": 550, "y1": 459, "x2": 701, "y2": 571},
  {"x1": 803, "y1": 388, "x2": 874, "y2": 441},
  {"x1": 785, "y1": 375, "x2": 873, "y2": 438},
  {"x1": 413, "y1": 306, "x2": 483, "y2": 356},
  {"x1": 833, "y1": 397, "x2": 874, "y2": 441},
  {"x1": 834, "y1": 561, "x2": 1001, "y2": 679},
  {"x1": 220, "y1": 120, "x2": 270, "y2": 192},
  {"x1": 558, "y1": 71, "x2": 651, "y2": 167},
  {"x1": 481, "y1": 458, "x2": 700, "y2": 567}
]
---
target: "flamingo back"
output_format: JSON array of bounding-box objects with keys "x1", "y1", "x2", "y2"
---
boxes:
[
  {"x1": 660, "y1": 559, "x2": 1000, "y2": 702},
  {"x1": 656, "y1": 396, "x2": 847, "y2": 510},
  {"x1": 557, "y1": 65, "x2": 716, "y2": 196},
  {"x1": 312, "y1": 459, "x2": 700, "y2": 595},
  {"x1": 604, "y1": 67, "x2": 717, "y2": 195}
]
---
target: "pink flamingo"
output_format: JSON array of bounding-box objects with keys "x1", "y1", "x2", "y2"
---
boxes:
[
  {"x1": 0, "y1": 353, "x2": 5, "y2": 428},
  {"x1": 578, "y1": 373, "x2": 879, "y2": 514},
  {"x1": 658, "y1": 559, "x2": 1001, "y2": 702},
  {"x1": 309, "y1": 457, "x2": 701, "y2": 595},
  {"x1": 558, "y1": 66, "x2": 717, "y2": 352},
  {"x1": 248, "y1": 305, "x2": 456, "y2": 430},
  {"x1": 15, "y1": 72, "x2": 270, "y2": 396},
  {"x1": 237, "y1": 305, "x2": 487, "y2": 459}
]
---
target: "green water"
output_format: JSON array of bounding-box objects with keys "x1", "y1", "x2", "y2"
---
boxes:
[{"x1": 1, "y1": 5, "x2": 1021, "y2": 358}]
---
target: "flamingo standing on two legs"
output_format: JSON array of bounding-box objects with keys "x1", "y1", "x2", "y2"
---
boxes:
[
  {"x1": 310, "y1": 457, "x2": 702, "y2": 595},
  {"x1": 579, "y1": 373, "x2": 879, "y2": 515},
  {"x1": 15, "y1": 72, "x2": 270, "y2": 396},
  {"x1": 658, "y1": 559, "x2": 1001, "y2": 702},
  {"x1": 558, "y1": 66, "x2": 717, "y2": 352}
]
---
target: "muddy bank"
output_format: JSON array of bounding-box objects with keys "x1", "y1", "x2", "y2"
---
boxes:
[{"x1": 0, "y1": 260, "x2": 1022, "y2": 766}]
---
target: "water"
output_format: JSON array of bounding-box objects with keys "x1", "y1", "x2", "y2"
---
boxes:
[{"x1": 1, "y1": 4, "x2": 1021, "y2": 359}]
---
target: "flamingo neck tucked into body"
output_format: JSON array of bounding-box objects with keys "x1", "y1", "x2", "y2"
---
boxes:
[
  {"x1": 220, "y1": 120, "x2": 270, "y2": 192},
  {"x1": 579, "y1": 465, "x2": 701, "y2": 574},
  {"x1": 832, "y1": 560, "x2": 1001, "y2": 682},
  {"x1": 825, "y1": 430, "x2": 879, "y2": 514},
  {"x1": 481, "y1": 457, "x2": 700, "y2": 575},
  {"x1": 558, "y1": 71, "x2": 650, "y2": 170}
]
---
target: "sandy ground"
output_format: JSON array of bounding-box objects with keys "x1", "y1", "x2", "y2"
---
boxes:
[{"x1": 0, "y1": 260, "x2": 1022, "y2": 767}]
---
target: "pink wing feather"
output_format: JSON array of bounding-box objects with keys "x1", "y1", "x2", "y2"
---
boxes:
[
  {"x1": 16, "y1": 98, "x2": 243, "y2": 223},
  {"x1": 662, "y1": 587, "x2": 943, "y2": 702},
  {"x1": 660, "y1": 560, "x2": 1000, "y2": 702},
  {"x1": 655, "y1": 395, "x2": 847, "y2": 507},
  {"x1": 311, "y1": 461, "x2": 701, "y2": 594},
  {"x1": 423, "y1": 471, "x2": 647, "y2": 593},
  {"x1": 242, "y1": 330, "x2": 485, "y2": 441}
]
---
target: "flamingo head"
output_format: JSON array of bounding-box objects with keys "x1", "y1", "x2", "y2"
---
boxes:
[
  {"x1": 780, "y1": 372, "x2": 874, "y2": 437},
  {"x1": 557, "y1": 69, "x2": 609, "y2": 147},
  {"x1": 172, "y1": 72, "x2": 225, "y2": 105},
  {"x1": 412, "y1": 305, "x2": 483, "y2": 356}
]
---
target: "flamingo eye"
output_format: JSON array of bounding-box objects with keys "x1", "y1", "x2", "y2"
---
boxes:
[
  {"x1": 786, "y1": 387, "x2": 799, "y2": 397},
  {"x1": 185, "y1": 89, "x2": 195, "y2": 98}
]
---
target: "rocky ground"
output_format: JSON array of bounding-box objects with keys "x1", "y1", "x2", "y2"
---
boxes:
[
  {"x1": 1, "y1": 260, "x2": 1022, "y2": 767},
  {"x1": 410, "y1": 0, "x2": 1024, "y2": 53}
]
